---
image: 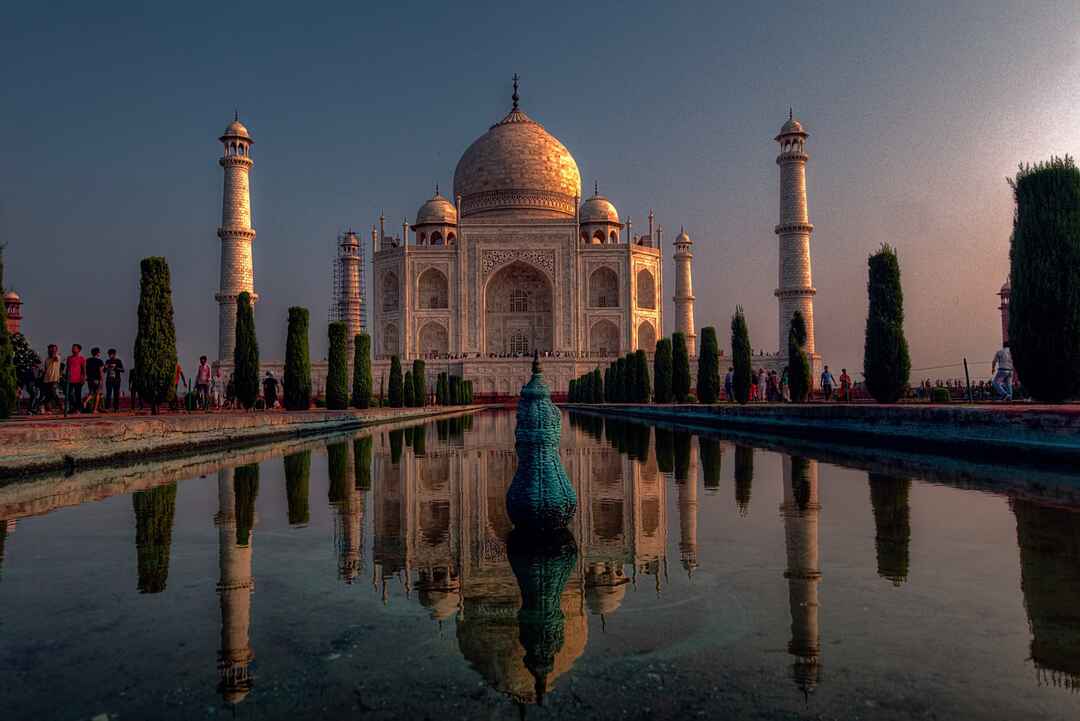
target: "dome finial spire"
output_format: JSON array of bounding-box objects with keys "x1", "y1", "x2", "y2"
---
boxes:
[
  {"x1": 435, "y1": 182, "x2": 439, "y2": 196},
  {"x1": 789, "y1": 106, "x2": 793, "y2": 121},
  {"x1": 512, "y1": 73, "x2": 520, "y2": 110},
  {"x1": 594, "y1": 180, "x2": 599, "y2": 196},
  {"x1": 234, "y1": 108, "x2": 239, "y2": 122}
]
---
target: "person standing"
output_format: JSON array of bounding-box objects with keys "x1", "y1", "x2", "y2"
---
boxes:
[
  {"x1": 195, "y1": 356, "x2": 212, "y2": 411},
  {"x1": 780, "y1": 365, "x2": 790, "y2": 402},
  {"x1": 820, "y1": 365, "x2": 836, "y2": 402},
  {"x1": 104, "y1": 349, "x2": 124, "y2": 412},
  {"x1": 757, "y1": 368, "x2": 768, "y2": 402},
  {"x1": 84, "y1": 347, "x2": 105, "y2": 413},
  {"x1": 210, "y1": 365, "x2": 223, "y2": 409},
  {"x1": 991, "y1": 341, "x2": 1014, "y2": 402},
  {"x1": 65, "y1": 344, "x2": 86, "y2": 413},
  {"x1": 839, "y1": 368, "x2": 852, "y2": 402},
  {"x1": 171, "y1": 361, "x2": 187, "y2": 411},
  {"x1": 42, "y1": 345, "x2": 61, "y2": 413},
  {"x1": 262, "y1": 371, "x2": 279, "y2": 410}
]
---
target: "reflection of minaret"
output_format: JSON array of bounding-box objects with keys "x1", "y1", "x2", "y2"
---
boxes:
[
  {"x1": 781, "y1": 456, "x2": 821, "y2": 696},
  {"x1": 215, "y1": 467, "x2": 255, "y2": 705},
  {"x1": 868, "y1": 474, "x2": 911, "y2": 585},
  {"x1": 328, "y1": 442, "x2": 362, "y2": 584},
  {"x1": 1012, "y1": 499, "x2": 1080, "y2": 690},
  {"x1": 677, "y1": 438, "x2": 699, "y2": 576}
]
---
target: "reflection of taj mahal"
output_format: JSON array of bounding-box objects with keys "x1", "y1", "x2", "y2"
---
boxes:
[{"x1": 212, "y1": 76, "x2": 824, "y2": 395}]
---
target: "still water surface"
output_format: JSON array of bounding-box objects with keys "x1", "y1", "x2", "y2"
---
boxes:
[{"x1": 2, "y1": 409, "x2": 1079, "y2": 720}]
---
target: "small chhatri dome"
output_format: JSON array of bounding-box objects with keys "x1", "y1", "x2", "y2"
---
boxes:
[
  {"x1": 453, "y1": 77, "x2": 581, "y2": 218},
  {"x1": 415, "y1": 191, "x2": 458, "y2": 226},
  {"x1": 675, "y1": 227, "x2": 691, "y2": 244},
  {"x1": 779, "y1": 108, "x2": 806, "y2": 137},
  {"x1": 221, "y1": 113, "x2": 253, "y2": 142},
  {"x1": 579, "y1": 188, "x2": 620, "y2": 224},
  {"x1": 3, "y1": 290, "x2": 20, "y2": 302},
  {"x1": 1000, "y1": 278, "x2": 1012, "y2": 294}
]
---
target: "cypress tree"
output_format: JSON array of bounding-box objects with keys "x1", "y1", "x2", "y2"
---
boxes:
[
  {"x1": 133, "y1": 257, "x2": 179, "y2": 415},
  {"x1": 730, "y1": 307, "x2": 752, "y2": 405},
  {"x1": 613, "y1": 356, "x2": 626, "y2": 402},
  {"x1": 283, "y1": 451, "x2": 311, "y2": 525},
  {"x1": 412, "y1": 359, "x2": 426, "y2": 407},
  {"x1": 388, "y1": 355, "x2": 403, "y2": 407},
  {"x1": 352, "y1": 333, "x2": 373, "y2": 408},
  {"x1": 283, "y1": 307, "x2": 312, "y2": 410},
  {"x1": 234, "y1": 463, "x2": 259, "y2": 546},
  {"x1": 353, "y1": 436, "x2": 373, "y2": 490},
  {"x1": 436, "y1": 372, "x2": 448, "y2": 405},
  {"x1": 569, "y1": 378, "x2": 576, "y2": 402},
  {"x1": 132, "y1": 483, "x2": 178, "y2": 594},
  {"x1": 0, "y1": 250, "x2": 17, "y2": 419},
  {"x1": 603, "y1": 366, "x2": 613, "y2": 402},
  {"x1": 326, "y1": 321, "x2": 349, "y2": 410},
  {"x1": 633, "y1": 349, "x2": 651, "y2": 403},
  {"x1": 672, "y1": 332, "x2": 690, "y2": 402},
  {"x1": 591, "y1": 367, "x2": 603, "y2": 403},
  {"x1": 697, "y1": 327, "x2": 721, "y2": 403},
  {"x1": 233, "y1": 292, "x2": 260, "y2": 409},
  {"x1": 1009, "y1": 157, "x2": 1080, "y2": 401},
  {"x1": 449, "y1": 374, "x2": 461, "y2": 405},
  {"x1": 787, "y1": 310, "x2": 812, "y2": 403},
  {"x1": 863, "y1": 244, "x2": 912, "y2": 403},
  {"x1": 653, "y1": 337, "x2": 673, "y2": 403},
  {"x1": 403, "y1": 370, "x2": 415, "y2": 407}
]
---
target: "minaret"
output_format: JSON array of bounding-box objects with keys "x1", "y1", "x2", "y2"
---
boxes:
[
  {"x1": 775, "y1": 110, "x2": 816, "y2": 356},
  {"x1": 215, "y1": 467, "x2": 255, "y2": 705},
  {"x1": 333, "y1": 230, "x2": 364, "y2": 365},
  {"x1": 781, "y1": 455, "x2": 821, "y2": 696},
  {"x1": 215, "y1": 115, "x2": 257, "y2": 363},
  {"x1": 673, "y1": 228, "x2": 696, "y2": 355}
]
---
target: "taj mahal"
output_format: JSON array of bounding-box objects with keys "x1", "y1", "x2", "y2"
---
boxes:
[{"x1": 213, "y1": 78, "x2": 822, "y2": 397}]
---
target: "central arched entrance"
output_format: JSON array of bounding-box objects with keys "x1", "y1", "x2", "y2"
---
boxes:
[{"x1": 484, "y1": 261, "x2": 553, "y2": 355}]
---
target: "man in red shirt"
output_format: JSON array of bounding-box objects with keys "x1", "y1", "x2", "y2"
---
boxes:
[{"x1": 66, "y1": 344, "x2": 86, "y2": 414}]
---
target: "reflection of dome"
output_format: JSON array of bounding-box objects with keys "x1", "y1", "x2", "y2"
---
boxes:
[
  {"x1": 580, "y1": 193, "x2": 619, "y2": 224},
  {"x1": 584, "y1": 562, "x2": 628, "y2": 616},
  {"x1": 418, "y1": 588, "x2": 461, "y2": 621},
  {"x1": 415, "y1": 192, "x2": 457, "y2": 226},
  {"x1": 456, "y1": 592, "x2": 587, "y2": 705},
  {"x1": 453, "y1": 102, "x2": 581, "y2": 218},
  {"x1": 221, "y1": 118, "x2": 252, "y2": 141}
]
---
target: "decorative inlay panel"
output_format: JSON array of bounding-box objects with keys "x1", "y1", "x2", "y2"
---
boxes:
[{"x1": 481, "y1": 249, "x2": 555, "y2": 279}]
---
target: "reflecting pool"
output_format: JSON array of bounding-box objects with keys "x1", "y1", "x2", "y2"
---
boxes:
[{"x1": 2, "y1": 409, "x2": 1080, "y2": 720}]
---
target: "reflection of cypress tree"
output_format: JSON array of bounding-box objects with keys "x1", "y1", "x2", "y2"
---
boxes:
[
  {"x1": 699, "y1": 437, "x2": 722, "y2": 491},
  {"x1": 654, "y1": 427, "x2": 674, "y2": 473},
  {"x1": 234, "y1": 464, "x2": 259, "y2": 547},
  {"x1": 463, "y1": 414, "x2": 474, "y2": 432},
  {"x1": 790, "y1": 456, "x2": 812, "y2": 511},
  {"x1": 353, "y1": 436, "x2": 372, "y2": 490},
  {"x1": 283, "y1": 451, "x2": 311, "y2": 526},
  {"x1": 734, "y1": 445, "x2": 754, "y2": 516},
  {"x1": 0, "y1": 520, "x2": 7, "y2": 579},
  {"x1": 628, "y1": 423, "x2": 651, "y2": 462},
  {"x1": 673, "y1": 431, "x2": 692, "y2": 483},
  {"x1": 133, "y1": 483, "x2": 178, "y2": 594},
  {"x1": 1012, "y1": 499, "x2": 1080, "y2": 689},
  {"x1": 389, "y1": 429, "x2": 404, "y2": 464},
  {"x1": 412, "y1": 425, "x2": 427, "y2": 457},
  {"x1": 404, "y1": 425, "x2": 413, "y2": 447},
  {"x1": 868, "y1": 473, "x2": 911, "y2": 585},
  {"x1": 448, "y1": 416, "x2": 464, "y2": 443},
  {"x1": 327, "y1": 442, "x2": 349, "y2": 504},
  {"x1": 436, "y1": 419, "x2": 449, "y2": 442},
  {"x1": 507, "y1": 528, "x2": 579, "y2": 706}
]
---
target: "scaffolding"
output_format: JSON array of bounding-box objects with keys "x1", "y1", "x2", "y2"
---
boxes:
[{"x1": 329, "y1": 230, "x2": 367, "y2": 337}]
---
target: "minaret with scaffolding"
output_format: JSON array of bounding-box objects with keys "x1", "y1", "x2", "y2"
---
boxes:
[{"x1": 330, "y1": 229, "x2": 367, "y2": 365}]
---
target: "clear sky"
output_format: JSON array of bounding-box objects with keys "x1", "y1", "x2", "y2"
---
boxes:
[{"x1": 3, "y1": 1, "x2": 1078, "y2": 379}]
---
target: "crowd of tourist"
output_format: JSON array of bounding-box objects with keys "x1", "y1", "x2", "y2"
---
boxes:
[{"x1": 14, "y1": 343, "x2": 289, "y2": 416}]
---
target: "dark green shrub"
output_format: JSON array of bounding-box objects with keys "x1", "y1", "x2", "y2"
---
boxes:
[
  {"x1": 1009, "y1": 157, "x2": 1080, "y2": 401},
  {"x1": 730, "y1": 307, "x2": 752, "y2": 405},
  {"x1": 326, "y1": 322, "x2": 349, "y2": 410},
  {"x1": 403, "y1": 370, "x2": 415, "y2": 407},
  {"x1": 412, "y1": 359, "x2": 426, "y2": 407},
  {"x1": 388, "y1": 356, "x2": 403, "y2": 408},
  {"x1": 283, "y1": 451, "x2": 311, "y2": 525},
  {"x1": 930, "y1": 386, "x2": 951, "y2": 403},
  {"x1": 697, "y1": 326, "x2": 720, "y2": 403},
  {"x1": 653, "y1": 337, "x2": 673, "y2": 403},
  {"x1": 787, "y1": 310, "x2": 811, "y2": 403},
  {"x1": 352, "y1": 333, "x2": 372, "y2": 408},
  {"x1": 672, "y1": 332, "x2": 690, "y2": 402},
  {"x1": 133, "y1": 257, "x2": 179, "y2": 415},
  {"x1": 283, "y1": 307, "x2": 312, "y2": 410},
  {"x1": 863, "y1": 244, "x2": 911, "y2": 403},
  {"x1": 233, "y1": 292, "x2": 260, "y2": 410}
]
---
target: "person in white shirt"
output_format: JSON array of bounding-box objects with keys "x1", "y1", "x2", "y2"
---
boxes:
[{"x1": 991, "y1": 342, "x2": 1013, "y2": 401}]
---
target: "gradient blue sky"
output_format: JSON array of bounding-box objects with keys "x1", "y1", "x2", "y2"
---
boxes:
[{"x1": 3, "y1": 1, "x2": 1078, "y2": 378}]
